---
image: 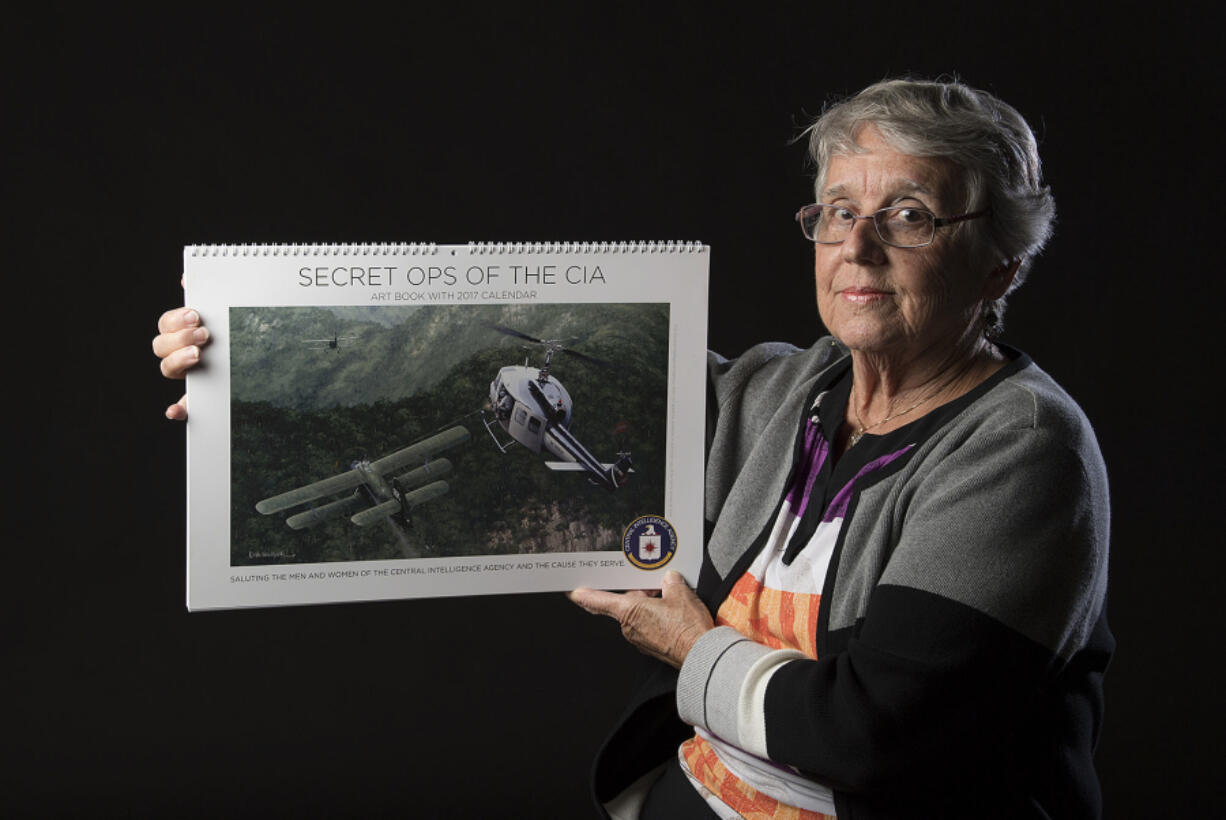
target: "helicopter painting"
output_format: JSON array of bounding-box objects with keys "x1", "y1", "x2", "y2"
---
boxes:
[
  {"x1": 481, "y1": 324, "x2": 632, "y2": 491},
  {"x1": 304, "y1": 333, "x2": 358, "y2": 350},
  {"x1": 254, "y1": 425, "x2": 470, "y2": 530}
]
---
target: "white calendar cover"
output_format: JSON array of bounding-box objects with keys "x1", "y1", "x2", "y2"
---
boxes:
[{"x1": 183, "y1": 241, "x2": 709, "y2": 610}]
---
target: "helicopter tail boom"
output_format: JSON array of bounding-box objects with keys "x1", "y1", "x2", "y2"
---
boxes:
[{"x1": 543, "y1": 425, "x2": 632, "y2": 490}]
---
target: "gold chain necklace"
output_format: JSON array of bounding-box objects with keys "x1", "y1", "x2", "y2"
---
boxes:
[
  {"x1": 849, "y1": 397, "x2": 929, "y2": 448},
  {"x1": 848, "y1": 364, "x2": 970, "y2": 448}
]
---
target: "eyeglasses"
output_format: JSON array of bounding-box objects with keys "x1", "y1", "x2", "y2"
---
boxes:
[{"x1": 795, "y1": 203, "x2": 989, "y2": 248}]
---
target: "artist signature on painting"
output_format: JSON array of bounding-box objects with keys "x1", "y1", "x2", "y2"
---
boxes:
[{"x1": 247, "y1": 549, "x2": 295, "y2": 560}]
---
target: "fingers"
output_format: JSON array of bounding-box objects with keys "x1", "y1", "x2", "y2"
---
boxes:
[
  {"x1": 660, "y1": 570, "x2": 687, "y2": 594},
  {"x1": 156, "y1": 300, "x2": 204, "y2": 418},
  {"x1": 165, "y1": 394, "x2": 188, "y2": 421},
  {"x1": 568, "y1": 575, "x2": 684, "y2": 616},
  {"x1": 566, "y1": 587, "x2": 609, "y2": 615},
  {"x1": 567, "y1": 587, "x2": 646, "y2": 619},
  {"x1": 159, "y1": 344, "x2": 201, "y2": 379},
  {"x1": 153, "y1": 315, "x2": 209, "y2": 358},
  {"x1": 570, "y1": 573, "x2": 712, "y2": 669},
  {"x1": 152, "y1": 323, "x2": 210, "y2": 358},
  {"x1": 157, "y1": 306, "x2": 200, "y2": 335},
  {"x1": 154, "y1": 308, "x2": 210, "y2": 379}
]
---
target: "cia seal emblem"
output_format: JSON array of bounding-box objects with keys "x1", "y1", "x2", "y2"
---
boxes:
[{"x1": 622, "y1": 515, "x2": 677, "y2": 570}]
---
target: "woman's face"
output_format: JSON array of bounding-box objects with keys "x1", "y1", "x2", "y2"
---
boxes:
[{"x1": 814, "y1": 126, "x2": 1002, "y2": 363}]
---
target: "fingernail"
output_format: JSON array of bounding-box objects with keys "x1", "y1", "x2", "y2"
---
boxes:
[
  {"x1": 184, "y1": 345, "x2": 199, "y2": 362},
  {"x1": 663, "y1": 570, "x2": 681, "y2": 583},
  {"x1": 184, "y1": 310, "x2": 199, "y2": 325},
  {"x1": 192, "y1": 327, "x2": 209, "y2": 343}
]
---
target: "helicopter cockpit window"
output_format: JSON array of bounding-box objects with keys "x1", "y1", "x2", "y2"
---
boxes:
[
  {"x1": 528, "y1": 417, "x2": 541, "y2": 434},
  {"x1": 514, "y1": 407, "x2": 528, "y2": 425}
]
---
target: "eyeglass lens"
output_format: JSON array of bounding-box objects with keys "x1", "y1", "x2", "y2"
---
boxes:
[{"x1": 802, "y1": 205, "x2": 935, "y2": 248}]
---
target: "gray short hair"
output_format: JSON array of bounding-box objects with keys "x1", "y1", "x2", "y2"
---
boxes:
[{"x1": 805, "y1": 78, "x2": 1056, "y2": 337}]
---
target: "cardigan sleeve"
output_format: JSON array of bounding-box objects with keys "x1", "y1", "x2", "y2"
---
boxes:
[{"x1": 677, "y1": 411, "x2": 1111, "y2": 800}]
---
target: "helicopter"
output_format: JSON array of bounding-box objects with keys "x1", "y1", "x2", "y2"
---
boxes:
[
  {"x1": 254, "y1": 425, "x2": 470, "y2": 531},
  {"x1": 481, "y1": 324, "x2": 632, "y2": 491},
  {"x1": 304, "y1": 333, "x2": 358, "y2": 350}
]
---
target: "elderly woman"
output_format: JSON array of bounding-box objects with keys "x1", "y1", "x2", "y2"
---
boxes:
[
  {"x1": 568, "y1": 80, "x2": 1111, "y2": 819},
  {"x1": 154, "y1": 79, "x2": 1110, "y2": 819}
]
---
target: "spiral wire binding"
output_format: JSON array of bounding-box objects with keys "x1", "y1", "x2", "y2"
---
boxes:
[
  {"x1": 186, "y1": 241, "x2": 705, "y2": 257},
  {"x1": 186, "y1": 243, "x2": 442, "y2": 257},
  {"x1": 465, "y1": 240, "x2": 705, "y2": 254}
]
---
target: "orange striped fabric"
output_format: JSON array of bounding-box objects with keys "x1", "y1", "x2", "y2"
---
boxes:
[
  {"x1": 680, "y1": 735, "x2": 835, "y2": 820},
  {"x1": 716, "y1": 571, "x2": 821, "y2": 660},
  {"x1": 677, "y1": 566, "x2": 830, "y2": 817}
]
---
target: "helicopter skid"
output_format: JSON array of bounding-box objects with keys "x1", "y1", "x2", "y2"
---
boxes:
[{"x1": 480, "y1": 410, "x2": 518, "y2": 454}]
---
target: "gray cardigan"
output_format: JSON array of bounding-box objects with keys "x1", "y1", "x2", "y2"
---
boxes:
[{"x1": 593, "y1": 338, "x2": 1113, "y2": 819}]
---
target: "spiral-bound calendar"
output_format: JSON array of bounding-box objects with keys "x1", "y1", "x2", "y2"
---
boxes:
[{"x1": 183, "y1": 242, "x2": 709, "y2": 610}]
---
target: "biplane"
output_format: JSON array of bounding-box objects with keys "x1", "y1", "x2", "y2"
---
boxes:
[
  {"x1": 254, "y1": 425, "x2": 470, "y2": 530},
  {"x1": 482, "y1": 324, "x2": 632, "y2": 491}
]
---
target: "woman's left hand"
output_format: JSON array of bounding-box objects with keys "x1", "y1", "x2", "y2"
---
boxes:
[{"x1": 568, "y1": 571, "x2": 714, "y2": 669}]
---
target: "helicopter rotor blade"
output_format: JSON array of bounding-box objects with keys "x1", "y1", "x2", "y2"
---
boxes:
[
  {"x1": 559, "y1": 347, "x2": 614, "y2": 368},
  {"x1": 485, "y1": 322, "x2": 617, "y2": 369},
  {"x1": 483, "y1": 322, "x2": 544, "y2": 344}
]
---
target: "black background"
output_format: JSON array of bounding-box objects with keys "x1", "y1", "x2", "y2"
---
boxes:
[{"x1": 9, "y1": 5, "x2": 1222, "y2": 816}]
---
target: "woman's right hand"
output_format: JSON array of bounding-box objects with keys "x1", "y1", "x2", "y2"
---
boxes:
[{"x1": 153, "y1": 306, "x2": 210, "y2": 420}]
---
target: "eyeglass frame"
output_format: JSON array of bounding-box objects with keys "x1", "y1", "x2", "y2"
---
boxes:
[{"x1": 794, "y1": 203, "x2": 990, "y2": 249}]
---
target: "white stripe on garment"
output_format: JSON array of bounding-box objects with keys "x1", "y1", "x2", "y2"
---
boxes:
[
  {"x1": 739, "y1": 647, "x2": 809, "y2": 758},
  {"x1": 747, "y1": 499, "x2": 841, "y2": 597}
]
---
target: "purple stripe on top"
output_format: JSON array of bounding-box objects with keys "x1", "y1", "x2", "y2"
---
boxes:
[
  {"x1": 783, "y1": 416, "x2": 830, "y2": 519},
  {"x1": 823, "y1": 444, "x2": 915, "y2": 522}
]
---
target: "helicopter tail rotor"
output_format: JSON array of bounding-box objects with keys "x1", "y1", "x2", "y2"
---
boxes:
[{"x1": 611, "y1": 451, "x2": 634, "y2": 488}]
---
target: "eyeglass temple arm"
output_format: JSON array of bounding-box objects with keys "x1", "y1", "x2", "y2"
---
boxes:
[{"x1": 933, "y1": 209, "x2": 990, "y2": 228}]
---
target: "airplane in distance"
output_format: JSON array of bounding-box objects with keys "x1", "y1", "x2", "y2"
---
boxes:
[
  {"x1": 304, "y1": 333, "x2": 358, "y2": 350},
  {"x1": 254, "y1": 425, "x2": 470, "y2": 531},
  {"x1": 482, "y1": 324, "x2": 632, "y2": 491}
]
